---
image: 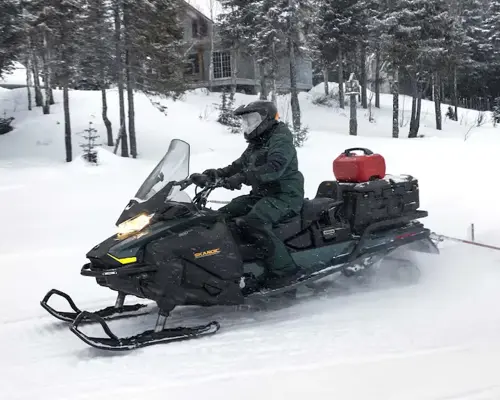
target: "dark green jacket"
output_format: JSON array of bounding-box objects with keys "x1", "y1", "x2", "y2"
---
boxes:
[{"x1": 217, "y1": 121, "x2": 305, "y2": 213}]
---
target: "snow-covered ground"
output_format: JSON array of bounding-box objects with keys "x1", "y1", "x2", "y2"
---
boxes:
[{"x1": 1, "y1": 81, "x2": 500, "y2": 399}]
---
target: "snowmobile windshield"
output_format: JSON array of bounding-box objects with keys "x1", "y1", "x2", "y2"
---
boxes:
[{"x1": 134, "y1": 139, "x2": 190, "y2": 203}]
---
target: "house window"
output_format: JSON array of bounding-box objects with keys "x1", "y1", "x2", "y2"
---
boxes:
[
  {"x1": 199, "y1": 19, "x2": 208, "y2": 37},
  {"x1": 213, "y1": 52, "x2": 231, "y2": 79},
  {"x1": 192, "y1": 19, "x2": 199, "y2": 38},
  {"x1": 186, "y1": 54, "x2": 200, "y2": 75}
]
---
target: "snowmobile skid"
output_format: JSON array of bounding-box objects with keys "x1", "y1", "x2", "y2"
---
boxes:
[{"x1": 40, "y1": 139, "x2": 439, "y2": 351}]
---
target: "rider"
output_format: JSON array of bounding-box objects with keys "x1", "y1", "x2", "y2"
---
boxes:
[{"x1": 192, "y1": 100, "x2": 305, "y2": 289}]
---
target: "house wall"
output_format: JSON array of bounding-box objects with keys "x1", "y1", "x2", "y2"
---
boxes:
[
  {"x1": 181, "y1": 6, "x2": 213, "y2": 43},
  {"x1": 180, "y1": 3, "x2": 313, "y2": 92}
]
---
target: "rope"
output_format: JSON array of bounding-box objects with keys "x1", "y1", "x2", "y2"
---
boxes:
[{"x1": 430, "y1": 232, "x2": 500, "y2": 252}]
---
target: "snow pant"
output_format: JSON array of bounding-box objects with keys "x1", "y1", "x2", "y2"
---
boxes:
[{"x1": 219, "y1": 195, "x2": 298, "y2": 276}]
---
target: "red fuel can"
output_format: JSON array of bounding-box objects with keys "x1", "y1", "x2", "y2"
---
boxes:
[{"x1": 333, "y1": 147, "x2": 386, "y2": 182}]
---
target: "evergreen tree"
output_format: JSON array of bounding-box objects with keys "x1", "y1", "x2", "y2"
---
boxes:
[
  {"x1": 217, "y1": 0, "x2": 259, "y2": 96},
  {"x1": 79, "y1": 0, "x2": 114, "y2": 145},
  {"x1": 380, "y1": 0, "x2": 454, "y2": 134},
  {"x1": 80, "y1": 121, "x2": 101, "y2": 164},
  {"x1": 0, "y1": 0, "x2": 23, "y2": 78},
  {"x1": 493, "y1": 97, "x2": 500, "y2": 125},
  {"x1": 483, "y1": 1, "x2": 500, "y2": 65},
  {"x1": 316, "y1": 0, "x2": 362, "y2": 109},
  {"x1": 251, "y1": 0, "x2": 289, "y2": 103},
  {"x1": 217, "y1": 89, "x2": 241, "y2": 133}
]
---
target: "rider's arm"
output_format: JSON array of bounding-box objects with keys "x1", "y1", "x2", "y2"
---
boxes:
[
  {"x1": 216, "y1": 146, "x2": 250, "y2": 178},
  {"x1": 246, "y1": 133, "x2": 294, "y2": 183}
]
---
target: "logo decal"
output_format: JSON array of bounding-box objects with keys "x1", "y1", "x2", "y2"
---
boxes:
[{"x1": 194, "y1": 248, "x2": 221, "y2": 259}]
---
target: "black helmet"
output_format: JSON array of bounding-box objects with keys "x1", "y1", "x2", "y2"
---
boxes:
[{"x1": 234, "y1": 100, "x2": 279, "y2": 141}]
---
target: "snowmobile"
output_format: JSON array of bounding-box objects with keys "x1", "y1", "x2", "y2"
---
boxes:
[{"x1": 40, "y1": 139, "x2": 439, "y2": 351}]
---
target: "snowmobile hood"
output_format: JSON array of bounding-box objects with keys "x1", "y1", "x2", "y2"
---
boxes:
[{"x1": 116, "y1": 139, "x2": 192, "y2": 226}]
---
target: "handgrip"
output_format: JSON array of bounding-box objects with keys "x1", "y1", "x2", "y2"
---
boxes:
[{"x1": 343, "y1": 147, "x2": 374, "y2": 156}]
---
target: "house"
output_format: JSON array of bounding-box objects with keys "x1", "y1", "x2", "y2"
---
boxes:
[{"x1": 180, "y1": 1, "x2": 314, "y2": 94}]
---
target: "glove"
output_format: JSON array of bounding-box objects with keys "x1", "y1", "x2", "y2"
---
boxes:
[
  {"x1": 223, "y1": 173, "x2": 246, "y2": 190},
  {"x1": 190, "y1": 173, "x2": 209, "y2": 188},
  {"x1": 202, "y1": 168, "x2": 220, "y2": 182}
]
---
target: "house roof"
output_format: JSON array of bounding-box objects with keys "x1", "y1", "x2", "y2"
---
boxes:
[{"x1": 181, "y1": 0, "x2": 214, "y2": 23}]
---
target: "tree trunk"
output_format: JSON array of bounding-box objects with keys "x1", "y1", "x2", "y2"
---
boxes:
[
  {"x1": 31, "y1": 48, "x2": 43, "y2": 107},
  {"x1": 360, "y1": 43, "x2": 367, "y2": 109},
  {"x1": 99, "y1": 56, "x2": 113, "y2": 146},
  {"x1": 349, "y1": 94, "x2": 357, "y2": 135},
  {"x1": 392, "y1": 68, "x2": 399, "y2": 138},
  {"x1": 259, "y1": 63, "x2": 268, "y2": 100},
  {"x1": 375, "y1": 46, "x2": 381, "y2": 108},
  {"x1": 408, "y1": 77, "x2": 417, "y2": 137},
  {"x1": 338, "y1": 45, "x2": 344, "y2": 109},
  {"x1": 415, "y1": 81, "x2": 422, "y2": 134},
  {"x1": 434, "y1": 72, "x2": 442, "y2": 130},
  {"x1": 408, "y1": 79, "x2": 423, "y2": 138},
  {"x1": 123, "y1": 2, "x2": 136, "y2": 158},
  {"x1": 101, "y1": 87, "x2": 113, "y2": 146},
  {"x1": 25, "y1": 52, "x2": 32, "y2": 111},
  {"x1": 230, "y1": 47, "x2": 238, "y2": 98},
  {"x1": 271, "y1": 41, "x2": 277, "y2": 105},
  {"x1": 441, "y1": 78, "x2": 445, "y2": 104},
  {"x1": 452, "y1": 66, "x2": 458, "y2": 121},
  {"x1": 126, "y1": 49, "x2": 136, "y2": 158},
  {"x1": 114, "y1": 0, "x2": 128, "y2": 157},
  {"x1": 430, "y1": 75, "x2": 434, "y2": 101},
  {"x1": 288, "y1": 39, "x2": 300, "y2": 131},
  {"x1": 41, "y1": 29, "x2": 51, "y2": 114},
  {"x1": 49, "y1": 64, "x2": 55, "y2": 105},
  {"x1": 63, "y1": 77, "x2": 72, "y2": 162},
  {"x1": 208, "y1": 0, "x2": 215, "y2": 91},
  {"x1": 323, "y1": 66, "x2": 329, "y2": 95}
]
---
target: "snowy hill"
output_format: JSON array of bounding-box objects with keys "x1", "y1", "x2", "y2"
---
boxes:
[{"x1": 1, "y1": 84, "x2": 500, "y2": 399}]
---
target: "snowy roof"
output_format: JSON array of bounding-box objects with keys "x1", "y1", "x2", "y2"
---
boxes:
[{"x1": 182, "y1": 0, "x2": 221, "y2": 21}]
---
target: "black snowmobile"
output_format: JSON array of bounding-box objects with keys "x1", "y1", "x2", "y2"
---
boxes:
[{"x1": 41, "y1": 139, "x2": 439, "y2": 351}]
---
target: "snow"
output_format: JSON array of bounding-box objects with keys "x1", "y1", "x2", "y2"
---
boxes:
[
  {"x1": 0, "y1": 62, "x2": 36, "y2": 87},
  {"x1": 2, "y1": 82, "x2": 500, "y2": 399}
]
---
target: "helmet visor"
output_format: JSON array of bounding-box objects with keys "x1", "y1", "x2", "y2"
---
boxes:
[{"x1": 240, "y1": 112, "x2": 263, "y2": 134}]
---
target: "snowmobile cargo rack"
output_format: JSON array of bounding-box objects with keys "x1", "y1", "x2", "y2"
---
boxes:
[{"x1": 347, "y1": 209, "x2": 429, "y2": 262}]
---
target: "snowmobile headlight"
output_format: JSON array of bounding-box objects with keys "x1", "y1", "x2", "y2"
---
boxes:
[{"x1": 117, "y1": 213, "x2": 154, "y2": 238}]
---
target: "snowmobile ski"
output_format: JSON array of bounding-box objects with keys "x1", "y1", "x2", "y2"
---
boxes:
[
  {"x1": 69, "y1": 311, "x2": 220, "y2": 351},
  {"x1": 40, "y1": 289, "x2": 154, "y2": 324}
]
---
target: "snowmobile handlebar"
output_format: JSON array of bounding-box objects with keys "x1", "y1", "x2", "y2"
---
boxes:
[
  {"x1": 175, "y1": 173, "x2": 226, "y2": 191},
  {"x1": 173, "y1": 174, "x2": 227, "y2": 209}
]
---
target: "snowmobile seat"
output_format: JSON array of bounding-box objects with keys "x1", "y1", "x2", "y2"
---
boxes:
[
  {"x1": 272, "y1": 196, "x2": 343, "y2": 241},
  {"x1": 316, "y1": 180, "x2": 343, "y2": 201},
  {"x1": 301, "y1": 197, "x2": 341, "y2": 229},
  {"x1": 272, "y1": 216, "x2": 303, "y2": 241}
]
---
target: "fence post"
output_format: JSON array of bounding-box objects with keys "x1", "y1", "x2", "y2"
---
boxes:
[{"x1": 469, "y1": 223, "x2": 475, "y2": 242}]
